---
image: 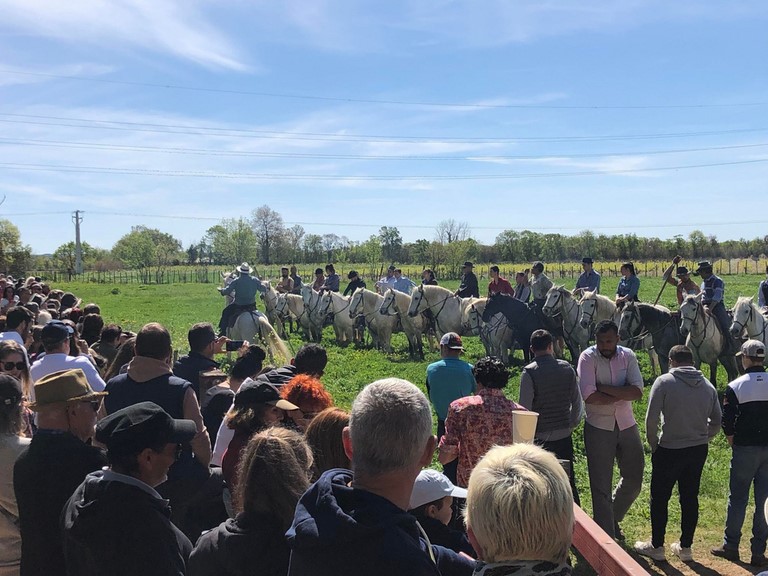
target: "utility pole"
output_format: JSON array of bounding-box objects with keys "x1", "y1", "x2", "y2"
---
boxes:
[{"x1": 72, "y1": 210, "x2": 83, "y2": 275}]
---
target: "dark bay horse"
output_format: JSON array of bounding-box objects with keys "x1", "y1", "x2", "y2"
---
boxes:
[
  {"x1": 482, "y1": 294, "x2": 544, "y2": 362},
  {"x1": 618, "y1": 301, "x2": 684, "y2": 374}
]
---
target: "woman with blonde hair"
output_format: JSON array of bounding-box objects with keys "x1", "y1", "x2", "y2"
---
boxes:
[
  {"x1": 188, "y1": 427, "x2": 313, "y2": 576},
  {"x1": 0, "y1": 374, "x2": 31, "y2": 575},
  {"x1": 465, "y1": 443, "x2": 574, "y2": 576}
]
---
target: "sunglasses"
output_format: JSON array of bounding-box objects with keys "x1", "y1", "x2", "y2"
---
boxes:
[{"x1": 1, "y1": 361, "x2": 26, "y2": 371}]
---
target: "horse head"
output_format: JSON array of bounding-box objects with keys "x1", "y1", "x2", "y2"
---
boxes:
[
  {"x1": 481, "y1": 294, "x2": 501, "y2": 323},
  {"x1": 407, "y1": 285, "x2": 424, "y2": 317},
  {"x1": 379, "y1": 289, "x2": 397, "y2": 316},
  {"x1": 317, "y1": 291, "x2": 332, "y2": 317},
  {"x1": 275, "y1": 294, "x2": 288, "y2": 316},
  {"x1": 679, "y1": 293, "x2": 703, "y2": 337},
  {"x1": 578, "y1": 292, "x2": 597, "y2": 328},
  {"x1": 542, "y1": 286, "x2": 562, "y2": 318},
  {"x1": 349, "y1": 288, "x2": 364, "y2": 318},
  {"x1": 618, "y1": 300, "x2": 639, "y2": 341},
  {"x1": 730, "y1": 296, "x2": 754, "y2": 338}
]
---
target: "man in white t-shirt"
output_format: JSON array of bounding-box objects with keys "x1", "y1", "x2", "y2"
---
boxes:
[
  {"x1": 30, "y1": 321, "x2": 106, "y2": 397},
  {"x1": 0, "y1": 307, "x2": 33, "y2": 348}
]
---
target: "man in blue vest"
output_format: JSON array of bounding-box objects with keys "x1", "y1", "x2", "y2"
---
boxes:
[{"x1": 217, "y1": 262, "x2": 266, "y2": 337}]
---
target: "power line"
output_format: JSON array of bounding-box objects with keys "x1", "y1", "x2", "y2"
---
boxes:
[
  {"x1": 0, "y1": 112, "x2": 766, "y2": 143},
  {"x1": 1, "y1": 69, "x2": 764, "y2": 110},
  {"x1": 0, "y1": 158, "x2": 765, "y2": 180},
  {"x1": 1, "y1": 136, "x2": 766, "y2": 161},
  {"x1": 8, "y1": 209, "x2": 768, "y2": 233}
]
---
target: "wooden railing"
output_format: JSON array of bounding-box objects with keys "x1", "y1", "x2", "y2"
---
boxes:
[{"x1": 573, "y1": 505, "x2": 648, "y2": 575}]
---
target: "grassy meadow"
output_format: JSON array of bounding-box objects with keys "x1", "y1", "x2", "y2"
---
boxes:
[{"x1": 56, "y1": 273, "x2": 768, "y2": 575}]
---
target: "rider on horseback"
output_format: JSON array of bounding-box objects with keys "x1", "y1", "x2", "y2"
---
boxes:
[
  {"x1": 217, "y1": 262, "x2": 267, "y2": 337},
  {"x1": 694, "y1": 260, "x2": 737, "y2": 354}
]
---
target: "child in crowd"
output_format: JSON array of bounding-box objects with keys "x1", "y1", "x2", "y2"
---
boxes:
[{"x1": 408, "y1": 469, "x2": 476, "y2": 557}]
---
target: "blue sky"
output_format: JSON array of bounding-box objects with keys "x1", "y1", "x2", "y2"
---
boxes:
[{"x1": 0, "y1": 1, "x2": 766, "y2": 254}]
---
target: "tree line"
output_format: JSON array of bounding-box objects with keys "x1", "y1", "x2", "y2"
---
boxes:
[{"x1": 10, "y1": 206, "x2": 768, "y2": 280}]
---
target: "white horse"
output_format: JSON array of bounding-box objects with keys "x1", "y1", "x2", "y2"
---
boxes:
[
  {"x1": 466, "y1": 299, "x2": 515, "y2": 364},
  {"x1": 406, "y1": 284, "x2": 475, "y2": 339},
  {"x1": 262, "y1": 282, "x2": 288, "y2": 338},
  {"x1": 379, "y1": 288, "x2": 433, "y2": 358},
  {"x1": 228, "y1": 310, "x2": 291, "y2": 366},
  {"x1": 731, "y1": 296, "x2": 768, "y2": 365},
  {"x1": 317, "y1": 291, "x2": 355, "y2": 346},
  {"x1": 679, "y1": 293, "x2": 739, "y2": 384},
  {"x1": 278, "y1": 293, "x2": 322, "y2": 342},
  {"x1": 543, "y1": 285, "x2": 590, "y2": 361},
  {"x1": 349, "y1": 288, "x2": 397, "y2": 353},
  {"x1": 300, "y1": 285, "x2": 325, "y2": 342}
]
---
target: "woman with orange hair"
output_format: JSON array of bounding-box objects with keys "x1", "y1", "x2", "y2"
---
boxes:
[{"x1": 280, "y1": 374, "x2": 333, "y2": 431}]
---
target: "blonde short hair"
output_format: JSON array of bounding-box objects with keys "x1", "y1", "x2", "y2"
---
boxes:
[{"x1": 465, "y1": 444, "x2": 573, "y2": 564}]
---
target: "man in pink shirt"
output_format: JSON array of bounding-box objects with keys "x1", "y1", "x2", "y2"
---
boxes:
[{"x1": 577, "y1": 319, "x2": 644, "y2": 540}]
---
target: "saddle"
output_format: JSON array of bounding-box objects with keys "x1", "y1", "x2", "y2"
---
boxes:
[{"x1": 227, "y1": 304, "x2": 257, "y2": 329}]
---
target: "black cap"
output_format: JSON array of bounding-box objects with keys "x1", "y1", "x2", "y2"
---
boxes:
[
  {"x1": 41, "y1": 319, "x2": 74, "y2": 343},
  {"x1": 676, "y1": 266, "x2": 690, "y2": 277},
  {"x1": 347, "y1": 270, "x2": 358, "y2": 279},
  {"x1": 96, "y1": 402, "x2": 196, "y2": 455},
  {"x1": 463, "y1": 261, "x2": 474, "y2": 268},
  {"x1": 693, "y1": 260, "x2": 713, "y2": 276},
  {"x1": 582, "y1": 257, "x2": 594, "y2": 264},
  {"x1": 233, "y1": 379, "x2": 299, "y2": 410},
  {"x1": 388, "y1": 265, "x2": 396, "y2": 271}
]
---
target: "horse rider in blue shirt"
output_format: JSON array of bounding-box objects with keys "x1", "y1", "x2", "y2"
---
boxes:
[
  {"x1": 393, "y1": 268, "x2": 416, "y2": 294},
  {"x1": 217, "y1": 262, "x2": 266, "y2": 336},
  {"x1": 574, "y1": 257, "x2": 601, "y2": 297},
  {"x1": 320, "y1": 264, "x2": 341, "y2": 292},
  {"x1": 615, "y1": 262, "x2": 640, "y2": 309},
  {"x1": 694, "y1": 260, "x2": 737, "y2": 354}
]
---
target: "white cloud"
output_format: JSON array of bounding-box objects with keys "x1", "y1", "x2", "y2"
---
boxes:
[{"x1": 0, "y1": 0, "x2": 249, "y2": 71}]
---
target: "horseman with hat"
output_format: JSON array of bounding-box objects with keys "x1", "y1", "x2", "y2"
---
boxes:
[
  {"x1": 694, "y1": 260, "x2": 736, "y2": 354},
  {"x1": 664, "y1": 256, "x2": 701, "y2": 305},
  {"x1": 217, "y1": 263, "x2": 266, "y2": 337}
]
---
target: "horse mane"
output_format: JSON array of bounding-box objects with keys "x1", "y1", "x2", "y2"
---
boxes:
[
  {"x1": 422, "y1": 284, "x2": 454, "y2": 297},
  {"x1": 735, "y1": 295, "x2": 755, "y2": 308},
  {"x1": 635, "y1": 302, "x2": 671, "y2": 322}
]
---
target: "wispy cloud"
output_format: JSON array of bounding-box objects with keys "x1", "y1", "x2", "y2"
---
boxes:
[{"x1": 0, "y1": 0, "x2": 249, "y2": 71}]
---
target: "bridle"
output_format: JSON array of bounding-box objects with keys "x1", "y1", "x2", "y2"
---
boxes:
[
  {"x1": 413, "y1": 285, "x2": 456, "y2": 333},
  {"x1": 580, "y1": 296, "x2": 597, "y2": 326},
  {"x1": 732, "y1": 301, "x2": 768, "y2": 342}
]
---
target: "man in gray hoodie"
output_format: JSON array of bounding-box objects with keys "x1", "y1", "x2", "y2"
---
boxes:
[{"x1": 634, "y1": 345, "x2": 721, "y2": 563}]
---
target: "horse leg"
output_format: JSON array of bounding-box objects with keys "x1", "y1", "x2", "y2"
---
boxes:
[
  {"x1": 708, "y1": 362, "x2": 718, "y2": 388},
  {"x1": 647, "y1": 348, "x2": 660, "y2": 377}
]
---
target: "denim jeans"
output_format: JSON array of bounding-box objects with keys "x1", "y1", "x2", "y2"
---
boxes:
[{"x1": 724, "y1": 445, "x2": 768, "y2": 555}]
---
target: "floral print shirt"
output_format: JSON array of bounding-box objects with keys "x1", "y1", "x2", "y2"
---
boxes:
[{"x1": 440, "y1": 388, "x2": 525, "y2": 487}]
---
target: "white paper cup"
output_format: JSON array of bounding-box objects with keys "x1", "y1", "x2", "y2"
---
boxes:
[{"x1": 512, "y1": 410, "x2": 539, "y2": 443}]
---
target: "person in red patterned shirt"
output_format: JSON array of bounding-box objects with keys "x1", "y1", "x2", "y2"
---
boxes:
[
  {"x1": 438, "y1": 356, "x2": 526, "y2": 488},
  {"x1": 487, "y1": 266, "x2": 514, "y2": 298}
]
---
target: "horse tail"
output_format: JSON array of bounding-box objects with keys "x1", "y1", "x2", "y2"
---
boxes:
[{"x1": 258, "y1": 316, "x2": 292, "y2": 364}]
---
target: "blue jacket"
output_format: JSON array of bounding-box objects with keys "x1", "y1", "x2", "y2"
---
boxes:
[
  {"x1": 700, "y1": 274, "x2": 724, "y2": 305},
  {"x1": 617, "y1": 275, "x2": 640, "y2": 300},
  {"x1": 287, "y1": 469, "x2": 474, "y2": 576},
  {"x1": 221, "y1": 275, "x2": 266, "y2": 306}
]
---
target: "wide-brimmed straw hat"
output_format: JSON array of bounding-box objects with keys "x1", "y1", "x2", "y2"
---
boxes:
[
  {"x1": 29, "y1": 369, "x2": 107, "y2": 411},
  {"x1": 238, "y1": 262, "x2": 252, "y2": 274}
]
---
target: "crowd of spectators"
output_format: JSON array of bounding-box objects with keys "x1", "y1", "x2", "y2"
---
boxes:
[{"x1": 0, "y1": 270, "x2": 764, "y2": 575}]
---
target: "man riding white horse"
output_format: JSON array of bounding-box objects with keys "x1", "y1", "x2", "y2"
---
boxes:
[
  {"x1": 694, "y1": 260, "x2": 737, "y2": 354},
  {"x1": 217, "y1": 262, "x2": 267, "y2": 337}
]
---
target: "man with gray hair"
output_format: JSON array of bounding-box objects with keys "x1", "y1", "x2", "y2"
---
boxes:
[{"x1": 287, "y1": 378, "x2": 474, "y2": 576}]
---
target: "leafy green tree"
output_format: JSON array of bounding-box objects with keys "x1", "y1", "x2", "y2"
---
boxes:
[
  {"x1": 52, "y1": 241, "x2": 98, "y2": 271},
  {"x1": 112, "y1": 226, "x2": 182, "y2": 283},
  {"x1": 378, "y1": 226, "x2": 402, "y2": 262},
  {"x1": 251, "y1": 205, "x2": 285, "y2": 265},
  {"x1": 0, "y1": 219, "x2": 32, "y2": 277}
]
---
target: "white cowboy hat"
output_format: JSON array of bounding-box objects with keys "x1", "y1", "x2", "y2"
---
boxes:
[{"x1": 238, "y1": 262, "x2": 252, "y2": 274}]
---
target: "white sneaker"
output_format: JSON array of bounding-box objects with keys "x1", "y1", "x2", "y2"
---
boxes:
[
  {"x1": 671, "y1": 542, "x2": 693, "y2": 562},
  {"x1": 635, "y1": 541, "x2": 666, "y2": 561}
]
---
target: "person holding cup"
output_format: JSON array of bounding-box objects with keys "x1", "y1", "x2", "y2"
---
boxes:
[{"x1": 438, "y1": 356, "x2": 527, "y2": 488}]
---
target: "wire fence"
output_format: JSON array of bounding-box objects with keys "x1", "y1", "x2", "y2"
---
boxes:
[{"x1": 29, "y1": 258, "x2": 768, "y2": 285}]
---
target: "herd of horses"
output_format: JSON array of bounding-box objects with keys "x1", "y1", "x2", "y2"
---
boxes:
[{"x1": 221, "y1": 272, "x2": 768, "y2": 385}]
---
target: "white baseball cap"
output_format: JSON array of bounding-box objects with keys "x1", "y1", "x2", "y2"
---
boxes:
[{"x1": 409, "y1": 469, "x2": 467, "y2": 510}]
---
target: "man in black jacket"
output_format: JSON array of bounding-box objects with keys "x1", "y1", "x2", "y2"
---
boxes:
[
  {"x1": 455, "y1": 262, "x2": 479, "y2": 298},
  {"x1": 172, "y1": 322, "x2": 226, "y2": 397},
  {"x1": 14, "y1": 369, "x2": 107, "y2": 576},
  {"x1": 62, "y1": 402, "x2": 196, "y2": 576},
  {"x1": 712, "y1": 340, "x2": 768, "y2": 566}
]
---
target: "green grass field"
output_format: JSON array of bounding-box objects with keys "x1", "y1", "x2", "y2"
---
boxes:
[{"x1": 56, "y1": 274, "x2": 768, "y2": 574}]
